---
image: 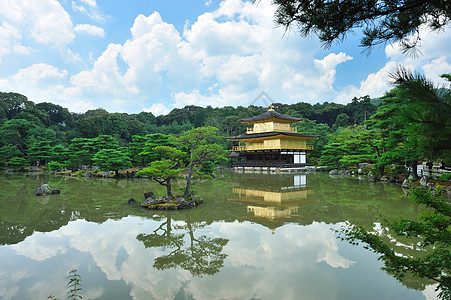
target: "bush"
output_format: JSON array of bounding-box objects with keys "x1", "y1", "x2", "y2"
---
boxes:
[
  {"x1": 199, "y1": 161, "x2": 215, "y2": 174},
  {"x1": 74, "y1": 170, "x2": 87, "y2": 176},
  {"x1": 47, "y1": 161, "x2": 63, "y2": 171},
  {"x1": 439, "y1": 173, "x2": 451, "y2": 182},
  {"x1": 386, "y1": 164, "x2": 408, "y2": 175}
]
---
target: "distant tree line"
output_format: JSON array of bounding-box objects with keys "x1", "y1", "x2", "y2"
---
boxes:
[
  {"x1": 0, "y1": 90, "x2": 378, "y2": 170},
  {"x1": 1, "y1": 69, "x2": 449, "y2": 176}
]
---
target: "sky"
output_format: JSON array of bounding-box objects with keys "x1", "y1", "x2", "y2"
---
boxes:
[{"x1": 0, "y1": 0, "x2": 450, "y2": 116}]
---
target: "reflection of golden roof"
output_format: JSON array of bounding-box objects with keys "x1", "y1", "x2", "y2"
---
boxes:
[
  {"x1": 247, "y1": 205, "x2": 298, "y2": 220},
  {"x1": 232, "y1": 188, "x2": 315, "y2": 204}
]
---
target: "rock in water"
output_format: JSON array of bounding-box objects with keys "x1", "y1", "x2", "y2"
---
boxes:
[
  {"x1": 329, "y1": 169, "x2": 338, "y2": 175},
  {"x1": 141, "y1": 195, "x2": 203, "y2": 210},
  {"x1": 36, "y1": 184, "x2": 50, "y2": 196}
]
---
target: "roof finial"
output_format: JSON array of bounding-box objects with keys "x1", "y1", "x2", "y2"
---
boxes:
[{"x1": 268, "y1": 104, "x2": 275, "y2": 111}]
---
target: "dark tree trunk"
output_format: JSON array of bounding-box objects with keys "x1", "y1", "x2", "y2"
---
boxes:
[
  {"x1": 379, "y1": 164, "x2": 385, "y2": 176},
  {"x1": 183, "y1": 162, "x2": 195, "y2": 198},
  {"x1": 166, "y1": 178, "x2": 172, "y2": 197}
]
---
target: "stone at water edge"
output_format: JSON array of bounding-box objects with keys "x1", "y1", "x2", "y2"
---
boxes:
[
  {"x1": 143, "y1": 191, "x2": 154, "y2": 200},
  {"x1": 141, "y1": 195, "x2": 204, "y2": 210},
  {"x1": 329, "y1": 169, "x2": 338, "y2": 175},
  {"x1": 420, "y1": 176, "x2": 428, "y2": 187},
  {"x1": 369, "y1": 175, "x2": 378, "y2": 182},
  {"x1": 36, "y1": 184, "x2": 50, "y2": 196},
  {"x1": 402, "y1": 179, "x2": 410, "y2": 188}
]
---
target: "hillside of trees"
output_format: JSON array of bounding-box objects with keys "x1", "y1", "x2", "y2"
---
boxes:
[
  {"x1": 0, "y1": 91, "x2": 378, "y2": 170},
  {"x1": 1, "y1": 69, "x2": 449, "y2": 177}
]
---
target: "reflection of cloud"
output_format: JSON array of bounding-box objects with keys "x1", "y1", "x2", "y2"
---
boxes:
[
  {"x1": 422, "y1": 284, "x2": 440, "y2": 300},
  {"x1": 10, "y1": 231, "x2": 67, "y2": 261},
  {"x1": 0, "y1": 217, "x2": 425, "y2": 299},
  {"x1": 0, "y1": 270, "x2": 25, "y2": 299}
]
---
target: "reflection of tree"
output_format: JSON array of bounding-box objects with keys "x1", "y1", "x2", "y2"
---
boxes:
[{"x1": 137, "y1": 217, "x2": 228, "y2": 277}]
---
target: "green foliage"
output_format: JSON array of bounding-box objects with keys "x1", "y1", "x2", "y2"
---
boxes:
[
  {"x1": 385, "y1": 164, "x2": 408, "y2": 175},
  {"x1": 7, "y1": 156, "x2": 28, "y2": 169},
  {"x1": 199, "y1": 161, "x2": 215, "y2": 175},
  {"x1": 177, "y1": 127, "x2": 228, "y2": 197},
  {"x1": 273, "y1": 0, "x2": 451, "y2": 53},
  {"x1": 320, "y1": 125, "x2": 375, "y2": 168},
  {"x1": 92, "y1": 148, "x2": 132, "y2": 176},
  {"x1": 439, "y1": 173, "x2": 451, "y2": 182},
  {"x1": 0, "y1": 145, "x2": 21, "y2": 167},
  {"x1": 67, "y1": 269, "x2": 82, "y2": 300},
  {"x1": 137, "y1": 146, "x2": 185, "y2": 196},
  {"x1": 47, "y1": 161, "x2": 63, "y2": 171},
  {"x1": 339, "y1": 188, "x2": 451, "y2": 299},
  {"x1": 389, "y1": 67, "x2": 451, "y2": 162},
  {"x1": 139, "y1": 133, "x2": 174, "y2": 165}
]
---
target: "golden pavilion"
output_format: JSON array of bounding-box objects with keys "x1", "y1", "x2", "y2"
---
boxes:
[{"x1": 227, "y1": 106, "x2": 319, "y2": 168}]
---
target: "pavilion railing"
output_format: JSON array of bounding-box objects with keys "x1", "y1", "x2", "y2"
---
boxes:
[{"x1": 232, "y1": 145, "x2": 313, "y2": 151}]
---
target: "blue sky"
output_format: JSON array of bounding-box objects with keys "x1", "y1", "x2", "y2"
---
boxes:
[{"x1": 0, "y1": 0, "x2": 450, "y2": 115}]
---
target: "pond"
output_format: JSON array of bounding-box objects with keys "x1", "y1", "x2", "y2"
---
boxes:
[{"x1": 0, "y1": 171, "x2": 438, "y2": 299}]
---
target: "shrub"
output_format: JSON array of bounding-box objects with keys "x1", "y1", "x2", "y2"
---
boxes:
[
  {"x1": 439, "y1": 173, "x2": 451, "y2": 182},
  {"x1": 47, "y1": 161, "x2": 63, "y2": 171}
]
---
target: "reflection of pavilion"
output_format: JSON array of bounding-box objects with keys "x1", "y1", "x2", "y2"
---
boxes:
[{"x1": 229, "y1": 174, "x2": 315, "y2": 221}]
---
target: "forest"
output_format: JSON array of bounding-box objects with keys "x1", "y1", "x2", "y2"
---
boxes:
[{"x1": 0, "y1": 70, "x2": 450, "y2": 177}]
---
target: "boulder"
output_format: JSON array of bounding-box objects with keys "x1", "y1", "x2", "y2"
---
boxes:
[
  {"x1": 144, "y1": 191, "x2": 154, "y2": 200},
  {"x1": 420, "y1": 176, "x2": 428, "y2": 187},
  {"x1": 329, "y1": 169, "x2": 338, "y2": 175},
  {"x1": 443, "y1": 186, "x2": 451, "y2": 197},
  {"x1": 402, "y1": 179, "x2": 410, "y2": 188},
  {"x1": 380, "y1": 175, "x2": 397, "y2": 182},
  {"x1": 36, "y1": 184, "x2": 51, "y2": 196},
  {"x1": 338, "y1": 170, "x2": 350, "y2": 176},
  {"x1": 83, "y1": 172, "x2": 93, "y2": 177},
  {"x1": 141, "y1": 195, "x2": 203, "y2": 210},
  {"x1": 369, "y1": 175, "x2": 378, "y2": 182}
]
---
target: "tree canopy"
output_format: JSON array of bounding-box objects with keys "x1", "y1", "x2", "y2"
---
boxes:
[{"x1": 272, "y1": 0, "x2": 451, "y2": 53}]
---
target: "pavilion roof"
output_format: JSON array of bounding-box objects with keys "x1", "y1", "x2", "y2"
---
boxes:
[{"x1": 241, "y1": 109, "x2": 302, "y2": 124}]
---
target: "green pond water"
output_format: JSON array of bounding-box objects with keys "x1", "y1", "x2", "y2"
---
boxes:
[{"x1": 0, "y1": 171, "x2": 438, "y2": 299}]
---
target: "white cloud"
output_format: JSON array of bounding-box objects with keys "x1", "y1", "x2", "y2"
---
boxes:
[
  {"x1": 72, "y1": 0, "x2": 105, "y2": 22},
  {"x1": 144, "y1": 103, "x2": 171, "y2": 116},
  {"x1": 74, "y1": 24, "x2": 105, "y2": 37},
  {"x1": 0, "y1": 0, "x2": 77, "y2": 64},
  {"x1": 1, "y1": 0, "x2": 450, "y2": 113},
  {"x1": 335, "y1": 61, "x2": 398, "y2": 103},
  {"x1": 0, "y1": 0, "x2": 359, "y2": 112},
  {"x1": 338, "y1": 25, "x2": 451, "y2": 102},
  {"x1": 80, "y1": 0, "x2": 97, "y2": 8},
  {"x1": 0, "y1": 21, "x2": 22, "y2": 62}
]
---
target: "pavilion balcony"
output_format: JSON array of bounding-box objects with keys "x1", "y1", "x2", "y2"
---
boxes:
[
  {"x1": 232, "y1": 145, "x2": 314, "y2": 151},
  {"x1": 246, "y1": 126, "x2": 297, "y2": 134}
]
